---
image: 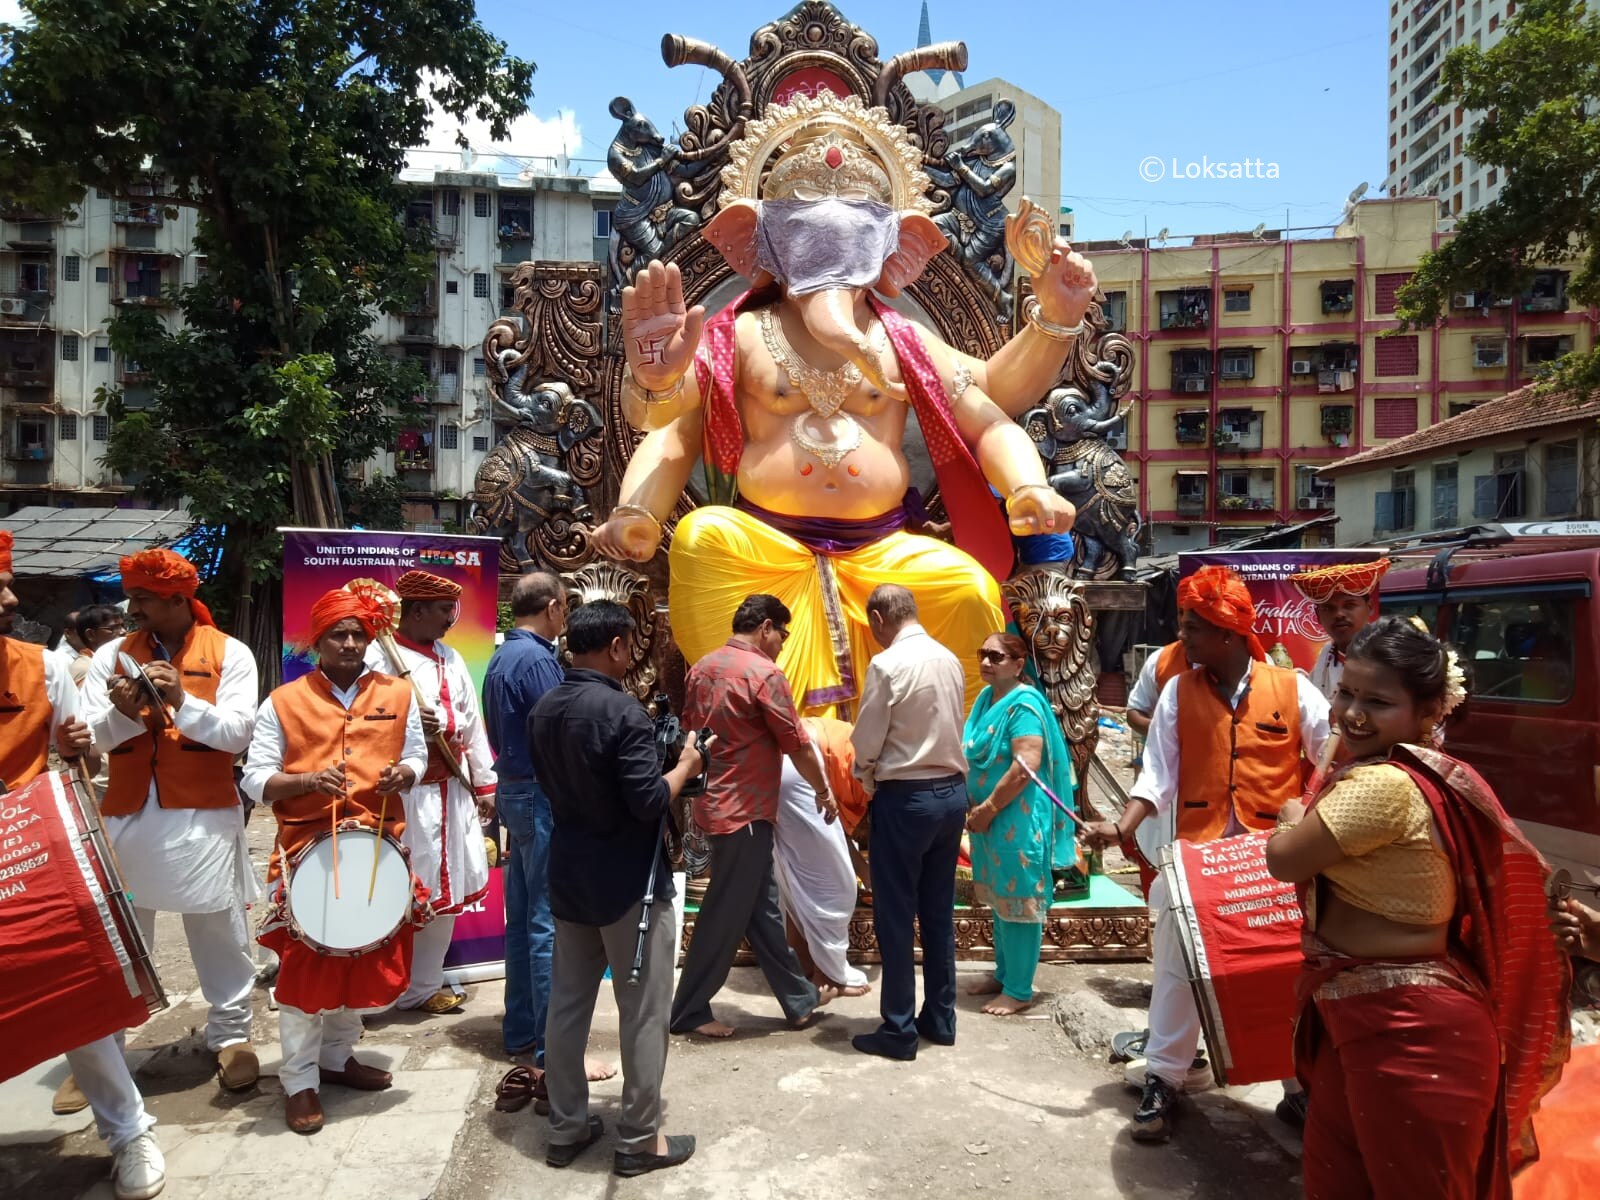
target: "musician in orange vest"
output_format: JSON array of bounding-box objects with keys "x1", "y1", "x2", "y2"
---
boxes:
[
  {"x1": 241, "y1": 587, "x2": 428, "y2": 1134},
  {"x1": 1085, "y1": 564, "x2": 1330, "y2": 1143},
  {"x1": 78, "y1": 548, "x2": 261, "y2": 1092},
  {"x1": 0, "y1": 530, "x2": 167, "y2": 1199},
  {"x1": 1289, "y1": 558, "x2": 1390, "y2": 701},
  {"x1": 364, "y1": 569, "x2": 497, "y2": 1014}
]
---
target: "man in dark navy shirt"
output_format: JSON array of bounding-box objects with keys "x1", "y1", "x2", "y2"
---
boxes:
[
  {"x1": 529, "y1": 600, "x2": 706, "y2": 1177},
  {"x1": 483, "y1": 571, "x2": 571, "y2": 1069}
]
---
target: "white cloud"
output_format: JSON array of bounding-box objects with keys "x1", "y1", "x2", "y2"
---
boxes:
[
  {"x1": 404, "y1": 90, "x2": 582, "y2": 180},
  {"x1": 1, "y1": 0, "x2": 31, "y2": 26}
]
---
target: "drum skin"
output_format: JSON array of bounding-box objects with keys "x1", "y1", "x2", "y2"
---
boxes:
[{"x1": 287, "y1": 830, "x2": 412, "y2": 956}]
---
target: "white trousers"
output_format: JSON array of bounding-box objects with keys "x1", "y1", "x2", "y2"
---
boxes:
[
  {"x1": 277, "y1": 1005, "x2": 368, "y2": 1095},
  {"x1": 1144, "y1": 874, "x2": 1204, "y2": 1090},
  {"x1": 135, "y1": 905, "x2": 255, "y2": 1050},
  {"x1": 63, "y1": 1035, "x2": 154, "y2": 1154},
  {"x1": 396, "y1": 914, "x2": 456, "y2": 1008}
]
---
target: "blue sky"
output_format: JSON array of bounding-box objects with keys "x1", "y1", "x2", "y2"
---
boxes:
[{"x1": 458, "y1": 0, "x2": 1391, "y2": 242}]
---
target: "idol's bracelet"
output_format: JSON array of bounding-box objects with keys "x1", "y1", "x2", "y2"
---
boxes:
[
  {"x1": 609, "y1": 502, "x2": 663, "y2": 537},
  {"x1": 622, "y1": 365, "x2": 688, "y2": 405},
  {"x1": 1023, "y1": 297, "x2": 1086, "y2": 342},
  {"x1": 1006, "y1": 481, "x2": 1056, "y2": 507}
]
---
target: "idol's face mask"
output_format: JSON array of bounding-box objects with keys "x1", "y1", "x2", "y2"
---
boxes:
[{"x1": 753, "y1": 197, "x2": 901, "y2": 296}]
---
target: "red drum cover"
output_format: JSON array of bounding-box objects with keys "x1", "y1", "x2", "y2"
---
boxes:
[
  {"x1": 0, "y1": 772, "x2": 153, "y2": 1082},
  {"x1": 1165, "y1": 831, "x2": 1302, "y2": 1086}
]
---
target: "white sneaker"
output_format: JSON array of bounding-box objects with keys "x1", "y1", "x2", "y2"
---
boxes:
[
  {"x1": 1123, "y1": 1055, "x2": 1214, "y2": 1093},
  {"x1": 112, "y1": 1130, "x2": 165, "y2": 1200}
]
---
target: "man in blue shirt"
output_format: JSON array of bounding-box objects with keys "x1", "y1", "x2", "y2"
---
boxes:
[{"x1": 483, "y1": 571, "x2": 583, "y2": 1073}]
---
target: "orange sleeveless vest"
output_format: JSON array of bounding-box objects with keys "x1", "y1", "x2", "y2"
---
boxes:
[
  {"x1": 267, "y1": 670, "x2": 414, "y2": 881},
  {"x1": 1154, "y1": 641, "x2": 1188, "y2": 697},
  {"x1": 1174, "y1": 662, "x2": 1304, "y2": 843},
  {"x1": 0, "y1": 639, "x2": 51, "y2": 792},
  {"x1": 102, "y1": 624, "x2": 239, "y2": 816}
]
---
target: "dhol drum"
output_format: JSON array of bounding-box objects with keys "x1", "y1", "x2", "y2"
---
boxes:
[
  {"x1": 0, "y1": 769, "x2": 165, "y2": 1082},
  {"x1": 1160, "y1": 830, "x2": 1303, "y2": 1087},
  {"x1": 284, "y1": 823, "x2": 414, "y2": 956}
]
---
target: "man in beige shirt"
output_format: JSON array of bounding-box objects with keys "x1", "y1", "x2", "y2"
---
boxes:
[{"x1": 849, "y1": 585, "x2": 970, "y2": 1061}]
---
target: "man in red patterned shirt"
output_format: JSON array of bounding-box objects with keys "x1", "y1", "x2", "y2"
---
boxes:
[{"x1": 669, "y1": 594, "x2": 838, "y2": 1038}]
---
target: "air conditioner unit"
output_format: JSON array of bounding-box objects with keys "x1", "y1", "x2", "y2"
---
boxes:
[
  {"x1": 0, "y1": 298, "x2": 27, "y2": 316},
  {"x1": 1451, "y1": 292, "x2": 1477, "y2": 309},
  {"x1": 1104, "y1": 432, "x2": 1128, "y2": 450},
  {"x1": 1182, "y1": 378, "x2": 1207, "y2": 393},
  {"x1": 1473, "y1": 343, "x2": 1506, "y2": 368},
  {"x1": 1291, "y1": 360, "x2": 1313, "y2": 375},
  {"x1": 1296, "y1": 496, "x2": 1315, "y2": 510}
]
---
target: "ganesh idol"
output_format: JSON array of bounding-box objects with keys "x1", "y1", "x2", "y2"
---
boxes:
[{"x1": 593, "y1": 91, "x2": 1099, "y2": 716}]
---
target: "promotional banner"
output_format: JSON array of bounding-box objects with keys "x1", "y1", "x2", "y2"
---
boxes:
[
  {"x1": 280, "y1": 528, "x2": 507, "y2": 980},
  {"x1": 1177, "y1": 549, "x2": 1384, "y2": 673}
]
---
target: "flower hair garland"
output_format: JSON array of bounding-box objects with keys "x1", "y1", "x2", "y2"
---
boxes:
[{"x1": 1408, "y1": 615, "x2": 1468, "y2": 717}]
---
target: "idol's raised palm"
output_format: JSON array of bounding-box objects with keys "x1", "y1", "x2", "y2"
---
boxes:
[{"x1": 620, "y1": 260, "x2": 706, "y2": 392}]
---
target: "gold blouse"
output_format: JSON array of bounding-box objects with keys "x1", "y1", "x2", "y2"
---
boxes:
[{"x1": 1313, "y1": 762, "x2": 1456, "y2": 926}]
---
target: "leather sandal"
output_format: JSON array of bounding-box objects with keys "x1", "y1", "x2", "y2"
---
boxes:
[
  {"x1": 52, "y1": 1074, "x2": 88, "y2": 1115},
  {"x1": 319, "y1": 1057, "x2": 392, "y2": 1091},
  {"x1": 216, "y1": 1044, "x2": 260, "y2": 1091}
]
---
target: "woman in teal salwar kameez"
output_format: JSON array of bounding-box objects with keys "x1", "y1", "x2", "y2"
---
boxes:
[{"x1": 962, "y1": 632, "x2": 1078, "y2": 1015}]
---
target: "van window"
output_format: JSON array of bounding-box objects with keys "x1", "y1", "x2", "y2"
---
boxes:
[{"x1": 1448, "y1": 596, "x2": 1575, "y2": 704}]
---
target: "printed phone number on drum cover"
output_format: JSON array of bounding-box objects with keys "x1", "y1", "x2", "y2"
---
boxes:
[
  {"x1": 0, "y1": 849, "x2": 50, "y2": 884},
  {"x1": 1215, "y1": 892, "x2": 1298, "y2": 919}
]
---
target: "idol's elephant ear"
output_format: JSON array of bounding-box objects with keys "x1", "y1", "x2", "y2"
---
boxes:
[
  {"x1": 876, "y1": 213, "x2": 949, "y2": 297},
  {"x1": 702, "y1": 200, "x2": 771, "y2": 285},
  {"x1": 1019, "y1": 403, "x2": 1058, "y2": 464}
]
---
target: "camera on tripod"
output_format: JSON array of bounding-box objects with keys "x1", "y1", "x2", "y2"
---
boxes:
[{"x1": 650, "y1": 694, "x2": 711, "y2": 797}]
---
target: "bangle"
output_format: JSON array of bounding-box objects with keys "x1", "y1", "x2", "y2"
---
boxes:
[
  {"x1": 1270, "y1": 820, "x2": 1298, "y2": 837},
  {"x1": 610, "y1": 503, "x2": 663, "y2": 537},
  {"x1": 1007, "y1": 482, "x2": 1055, "y2": 505},
  {"x1": 623, "y1": 365, "x2": 688, "y2": 404},
  {"x1": 1023, "y1": 297, "x2": 1085, "y2": 341}
]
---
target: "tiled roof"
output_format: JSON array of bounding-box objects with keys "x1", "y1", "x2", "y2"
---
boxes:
[
  {"x1": 0, "y1": 506, "x2": 196, "y2": 578},
  {"x1": 1319, "y1": 386, "x2": 1600, "y2": 477}
]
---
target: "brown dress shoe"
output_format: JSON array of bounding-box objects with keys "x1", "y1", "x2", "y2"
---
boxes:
[
  {"x1": 319, "y1": 1057, "x2": 392, "y2": 1091},
  {"x1": 52, "y1": 1074, "x2": 89, "y2": 1115},
  {"x1": 217, "y1": 1044, "x2": 260, "y2": 1091},
  {"x1": 285, "y1": 1088, "x2": 324, "y2": 1134}
]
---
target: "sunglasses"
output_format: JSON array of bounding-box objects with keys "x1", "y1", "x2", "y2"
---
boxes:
[{"x1": 976, "y1": 649, "x2": 1016, "y2": 664}]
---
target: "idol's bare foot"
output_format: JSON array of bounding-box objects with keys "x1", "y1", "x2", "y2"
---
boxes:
[
  {"x1": 688, "y1": 1020, "x2": 736, "y2": 1039},
  {"x1": 586, "y1": 1057, "x2": 619, "y2": 1081},
  {"x1": 965, "y1": 975, "x2": 1004, "y2": 996},
  {"x1": 981, "y1": 994, "x2": 1034, "y2": 1016}
]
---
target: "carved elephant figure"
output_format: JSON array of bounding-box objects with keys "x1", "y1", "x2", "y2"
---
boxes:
[
  {"x1": 1021, "y1": 382, "x2": 1143, "y2": 579},
  {"x1": 469, "y1": 369, "x2": 602, "y2": 571},
  {"x1": 924, "y1": 99, "x2": 1018, "y2": 315},
  {"x1": 605, "y1": 97, "x2": 701, "y2": 295}
]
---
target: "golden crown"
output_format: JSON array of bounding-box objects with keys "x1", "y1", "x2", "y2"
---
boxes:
[{"x1": 719, "y1": 90, "x2": 934, "y2": 216}]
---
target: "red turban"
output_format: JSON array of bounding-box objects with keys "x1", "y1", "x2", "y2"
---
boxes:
[
  {"x1": 1177, "y1": 565, "x2": 1265, "y2": 660},
  {"x1": 119, "y1": 548, "x2": 214, "y2": 626},
  {"x1": 394, "y1": 570, "x2": 462, "y2": 601},
  {"x1": 1289, "y1": 558, "x2": 1391, "y2": 612},
  {"x1": 0, "y1": 529, "x2": 12, "y2": 575},
  {"x1": 307, "y1": 587, "x2": 388, "y2": 647}
]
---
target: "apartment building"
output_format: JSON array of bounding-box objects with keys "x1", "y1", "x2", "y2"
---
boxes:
[
  {"x1": 1081, "y1": 198, "x2": 1596, "y2": 555},
  {"x1": 0, "y1": 165, "x2": 616, "y2": 530},
  {"x1": 1384, "y1": 0, "x2": 1513, "y2": 216}
]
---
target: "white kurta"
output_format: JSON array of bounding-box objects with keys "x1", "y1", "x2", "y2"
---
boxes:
[
  {"x1": 365, "y1": 639, "x2": 495, "y2": 913},
  {"x1": 80, "y1": 632, "x2": 259, "y2": 914},
  {"x1": 774, "y1": 753, "x2": 869, "y2": 990},
  {"x1": 1307, "y1": 642, "x2": 1343, "y2": 702}
]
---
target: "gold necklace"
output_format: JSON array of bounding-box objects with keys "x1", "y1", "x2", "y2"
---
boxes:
[{"x1": 759, "y1": 306, "x2": 884, "y2": 419}]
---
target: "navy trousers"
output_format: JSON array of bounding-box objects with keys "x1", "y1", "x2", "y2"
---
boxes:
[{"x1": 868, "y1": 774, "x2": 968, "y2": 1050}]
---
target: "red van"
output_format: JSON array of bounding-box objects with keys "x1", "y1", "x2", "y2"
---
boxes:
[{"x1": 1379, "y1": 522, "x2": 1600, "y2": 890}]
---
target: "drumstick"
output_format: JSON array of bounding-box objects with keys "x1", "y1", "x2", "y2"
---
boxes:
[
  {"x1": 1302, "y1": 729, "x2": 1343, "y2": 802},
  {"x1": 368, "y1": 760, "x2": 395, "y2": 903},
  {"x1": 330, "y1": 769, "x2": 341, "y2": 899},
  {"x1": 1016, "y1": 758, "x2": 1089, "y2": 831}
]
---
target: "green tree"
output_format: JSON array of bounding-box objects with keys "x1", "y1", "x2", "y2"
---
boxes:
[
  {"x1": 0, "y1": 0, "x2": 533, "y2": 677},
  {"x1": 1396, "y1": 0, "x2": 1600, "y2": 397}
]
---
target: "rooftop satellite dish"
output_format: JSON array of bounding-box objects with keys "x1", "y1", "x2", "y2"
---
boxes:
[
  {"x1": 1348, "y1": 182, "x2": 1369, "y2": 204},
  {"x1": 1119, "y1": 229, "x2": 1134, "y2": 247},
  {"x1": 1251, "y1": 223, "x2": 1267, "y2": 239},
  {"x1": 1156, "y1": 227, "x2": 1170, "y2": 243}
]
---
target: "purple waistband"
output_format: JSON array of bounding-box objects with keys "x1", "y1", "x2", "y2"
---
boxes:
[{"x1": 735, "y1": 493, "x2": 917, "y2": 555}]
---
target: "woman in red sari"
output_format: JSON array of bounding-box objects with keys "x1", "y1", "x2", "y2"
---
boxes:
[{"x1": 1265, "y1": 616, "x2": 1569, "y2": 1199}]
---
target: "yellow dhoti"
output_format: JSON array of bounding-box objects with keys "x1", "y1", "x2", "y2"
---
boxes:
[{"x1": 669, "y1": 505, "x2": 1005, "y2": 717}]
